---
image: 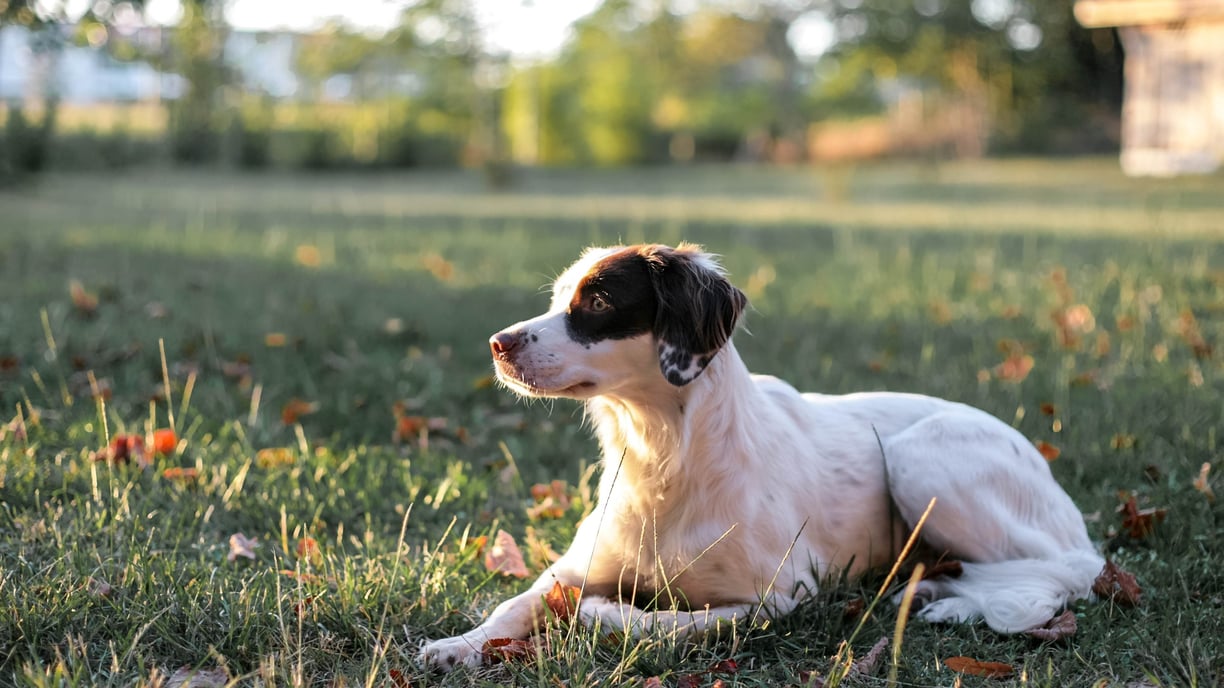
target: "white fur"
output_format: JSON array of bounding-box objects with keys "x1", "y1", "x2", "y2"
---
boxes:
[{"x1": 420, "y1": 246, "x2": 1103, "y2": 671}]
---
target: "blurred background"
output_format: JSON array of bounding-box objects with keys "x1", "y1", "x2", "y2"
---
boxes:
[{"x1": 1, "y1": 0, "x2": 1178, "y2": 181}]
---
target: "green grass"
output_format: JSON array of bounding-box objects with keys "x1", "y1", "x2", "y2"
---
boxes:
[{"x1": 1, "y1": 158, "x2": 1223, "y2": 687}]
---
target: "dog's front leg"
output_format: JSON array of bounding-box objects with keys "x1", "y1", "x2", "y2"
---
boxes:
[
  {"x1": 578, "y1": 591, "x2": 800, "y2": 638},
  {"x1": 418, "y1": 572, "x2": 564, "y2": 671}
]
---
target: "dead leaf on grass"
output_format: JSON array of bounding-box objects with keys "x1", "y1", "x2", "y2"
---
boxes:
[
  {"x1": 850, "y1": 636, "x2": 889, "y2": 677},
  {"x1": 1025, "y1": 609, "x2": 1077, "y2": 641},
  {"x1": 1093, "y1": 559, "x2": 1141, "y2": 606},
  {"x1": 1117, "y1": 493, "x2": 1167, "y2": 539},
  {"x1": 88, "y1": 576, "x2": 115, "y2": 598},
  {"x1": 943, "y1": 656, "x2": 1014, "y2": 678},
  {"x1": 227, "y1": 533, "x2": 258, "y2": 563},
  {"x1": 542, "y1": 581, "x2": 582, "y2": 623},
  {"x1": 1193, "y1": 462, "x2": 1215, "y2": 502},
  {"x1": 1034, "y1": 440, "x2": 1061, "y2": 461},
  {"x1": 484, "y1": 529, "x2": 529, "y2": 578},
  {"x1": 281, "y1": 398, "x2": 319, "y2": 425},
  {"x1": 481, "y1": 636, "x2": 537, "y2": 663}
]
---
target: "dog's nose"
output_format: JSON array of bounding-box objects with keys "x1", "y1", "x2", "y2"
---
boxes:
[{"x1": 489, "y1": 331, "x2": 522, "y2": 358}]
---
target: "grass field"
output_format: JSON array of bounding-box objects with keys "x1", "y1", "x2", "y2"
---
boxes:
[{"x1": 2, "y1": 159, "x2": 1223, "y2": 687}]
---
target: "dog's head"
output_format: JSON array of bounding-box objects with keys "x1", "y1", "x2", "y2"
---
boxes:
[{"x1": 490, "y1": 244, "x2": 747, "y2": 399}]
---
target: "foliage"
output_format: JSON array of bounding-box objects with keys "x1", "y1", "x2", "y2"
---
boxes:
[{"x1": 1, "y1": 161, "x2": 1223, "y2": 685}]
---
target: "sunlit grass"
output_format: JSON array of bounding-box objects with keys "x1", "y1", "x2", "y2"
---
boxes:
[{"x1": 1, "y1": 159, "x2": 1223, "y2": 686}]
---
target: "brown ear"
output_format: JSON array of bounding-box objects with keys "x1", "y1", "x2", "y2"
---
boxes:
[{"x1": 642, "y1": 245, "x2": 747, "y2": 386}]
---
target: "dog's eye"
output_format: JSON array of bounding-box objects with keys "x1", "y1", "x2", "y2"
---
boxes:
[{"x1": 589, "y1": 295, "x2": 611, "y2": 312}]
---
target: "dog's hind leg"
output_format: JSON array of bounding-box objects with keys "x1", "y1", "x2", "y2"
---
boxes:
[{"x1": 881, "y1": 410, "x2": 1104, "y2": 633}]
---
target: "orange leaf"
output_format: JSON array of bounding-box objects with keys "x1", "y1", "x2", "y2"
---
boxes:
[
  {"x1": 1193, "y1": 462, "x2": 1215, "y2": 502},
  {"x1": 296, "y1": 536, "x2": 323, "y2": 567},
  {"x1": 264, "y1": 332, "x2": 288, "y2": 347},
  {"x1": 994, "y1": 354, "x2": 1034, "y2": 383},
  {"x1": 1034, "y1": 440, "x2": 1061, "y2": 461},
  {"x1": 484, "y1": 529, "x2": 530, "y2": 578},
  {"x1": 543, "y1": 581, "x2": 582, "y2": 623},
  {"x1": 1025, "y1": 609, "x2": 1077, "y2": 641},
  {"x1": 69, "y1": 279, "x2": 99, "y2": 316},
  {"x1": 1117, "y1": 494, "x2": 1167, "y2": 539},
  {"x1": 1092, "y1": 559, "x2": 1141, "y2": 606},
  {"x1": 644, "y1": 678, "x2": 664, "y2": 688},
  {"x1": 279, "y1": 569, "x2": 323, "y2": 584},
  {"x1": 95, "y1": 434, "x2": 147, "y2": 467},
  {"x1": 1039, "y1": 403, "x2": 1057, "y2": 416},
  {"x1": 481, "y1": 637, "x2": 536, "y2": 663},
  {"x1": 943, "y1": 656, "x2": 1014, "y2": 678},
  {"x1": 152, "y1": 428, "x2": 178, "y2": 455},
  {"x1": 281, "y1": 398, "x2": 319, "y2": 425},
  {"x1": 161, "y1": 466, "x2": 199, "y2": 482}
]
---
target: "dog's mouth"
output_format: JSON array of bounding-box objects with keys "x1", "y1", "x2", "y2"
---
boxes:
[{"x1": 494, "y1": 361, "x2": 595, "y2": 398}]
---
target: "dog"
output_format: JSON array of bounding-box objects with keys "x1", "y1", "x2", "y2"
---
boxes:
[{"x1": 420, "y1": 243, "x2": 1104, "y2": 671}]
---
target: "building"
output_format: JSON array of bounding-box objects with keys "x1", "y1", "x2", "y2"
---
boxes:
[{"x1": 1075, "y1": 0, "x2": 1224, "y2": 176}]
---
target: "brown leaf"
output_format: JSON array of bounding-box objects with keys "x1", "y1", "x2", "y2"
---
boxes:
[
  {"x1": 165, "y1": 666, "x2": 229, "y2": 688},
  {"x1": 676, "y1": 675, "x2": 701, "y2": 688},
  {"x1": 227, "y1": 533, "x2": 258, "y2": 563},
  {"x1": 527, "y1": 480, "x2": 572, "y2": 520},
  {"x1": 88, "y1": 576, "x2": 115, "y2": 598},
  {"x1": 643, "y1": 678, "x2": 664, "y2": 688},
  {"x1": 388, "y1": 668, "x2": 410, "y2": 688},
  {"x1": 484, "y1": 529, "x2": 530, "y2": 578},
  {"x1": 296, "y1": 536, "x2": 323, "y2": 567},
  {"x1": 943, "y1": 656, "x2": 1014, "y2": 678},
  {"x1": 850, "y1": 636, "x2": 889, "y2": 677},
  {"x1": 481, "y1": 636, "x2": 536, "y2": 663},
  {"x1": 69, "y1": 279, "x2": 99, "y2": 316},
  {"x1": 1193, "y1": 462, "x2": 1215, "y2": 502},
  {"x1": 1034, "y1": 440, "x2": 1061, "y2": 462},
  {"x1": 923, "y1": 559, "x2": 964, "y2": 579},
  {"x1": 708, "y1": 658, "x2": 738, "y2": 674},
  {"x1": 1039, "y1": 403, "x2": 1057, "y2": 416},
  {"x1": 281, "y1": 398, "x2": 319, "y2": 425},
  {"x1": 1025, "y1": 609, "x2": 1077, "y2": 641},
  {"x1": 543, "y1": 581, "x2": 582, "y2": 623},
  {"x1": 842, "y1": 597, "x2": 865, "y2": 619},
  {"x1": 1093, "y1": 559, "x2": 1141, "y2": 606},
  {"x1": 1117, "y1": 494, "x2": 1167, "y2": 539}
]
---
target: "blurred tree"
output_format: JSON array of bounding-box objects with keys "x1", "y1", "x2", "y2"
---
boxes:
[
  {"x1": 0, "y1": 0, "x2": 67, "y2": 181},
  {"x1": 824, "y1": 0, "x2": 1123, "y2": 154},
  {"x1": 167, "y1": 0, "x2": 229, "y2": 164}
]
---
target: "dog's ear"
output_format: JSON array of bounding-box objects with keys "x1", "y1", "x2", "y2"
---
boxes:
[{"x1": 643, "y1": 244, "x2": 747, "y2": 386}]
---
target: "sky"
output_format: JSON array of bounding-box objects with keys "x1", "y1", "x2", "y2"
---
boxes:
[{"x1": 63, "y1": 0, "x2": 834, "y2": 60}]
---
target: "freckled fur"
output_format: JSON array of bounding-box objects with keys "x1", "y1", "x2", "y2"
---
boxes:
[{"x1": 421, "y1": 244, "x2": 1105, "y2": 671}]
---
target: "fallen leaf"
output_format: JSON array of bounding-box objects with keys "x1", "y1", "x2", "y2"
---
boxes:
[
  {"x1": 708, "y1": 658, "x2": 738, "y2": 674},
  {"x1": 676, "y1": 675, "x2": 701, "y2": 688},
  {"x1": 0, "y1": 356, "x2": 19, "y2": 373},
  {"x1": 1092, "y1": 559, "x2": 1141, "y2": 606},
  {"x1": 94, "y1": 434, "x2": 148, "y2": 467},
  {"x1": 842, "y1": 597, "x2": 865, "y2": 619},
  {"x1": 279, "y1": 569, "x2": 324, "y2": 584},
  {"x1": 484, "y1": 529, "x2": 529, "y2": 578},
  {"x1": 1117, "y1": 493, "x2": 1167, "y2": 539},
  {"x1": 1193, "y1": 462, "x2": 1214, "y2": 502},
  {"x1": 943, "y1": 656, "x2": 1014, "y2": 678},
  {"x1": 265, "y1": 332, "x2": 288, "y2": 347},
  {"x1": 527, "y1": 480, "x2": 572, "y2": 520},
  {"x1": 88, "y1": 576, "x2": 114, "y2": 598},
  {"x1": 388, "y1": 668, "x2": 410, "y2": 688},
  {"x1": 1035, "y1": 440, "x2": 1061, "y2": 461},
  {"x1": 165, "y1": 666, "x2": 229, "y2": 688},
  {"x1": 1025, "y1": 609, "x2": 1077, "y2": 641},
  {"x1": 1039, "y1": 403, "x2": 1057, "y2": 416},
  {"x1": 543, "y1": 581, "x2": 582, "y2": 623},
  {"x1": 1178, "y1": 310, "x2": 1213, "y2": 359},
  {"x1": 644, "y1": 678, "x2": 664, "y2": 688},
  {"x1": 256, "y1": 447, "x2": 296, "y2": 469},
  {"x1": 481, "y1": 636, "x2": 536, "y2": 663},
  {"x1": 295, "y1": 244, "x2": 322, "y2": 267},
  {"x1": 281, "y1": 398, "x2": 319, "y2": 425},
  {"x1": 923, "y1": 559, "x2": 964, "y2": 579},
  {"x1": 162, "y1": 466, "x2": 199, "y2": 482},
  {"x1": 296, "y1": 537, "x2": 323, "y2": 567},
  {"x1": 153, "y1": 428, "x2": 178, "y2": 455},
  {"x1": 850, "y1": 636, "x2": 889, "y2": 677},
  {"x1": 228, "y1": 533, "x2": 258, "y2": 563},
  {"x1": 994, "y1": 353, "x2": 1034, "y2": 383},
  {"x1": 69, "y1": 279, "x2": 99, "y2": 316}
]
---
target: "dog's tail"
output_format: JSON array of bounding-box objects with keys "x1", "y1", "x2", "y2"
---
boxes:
[{"x1": 909, "y1": 549, "x2": 1105, "y2": 632}]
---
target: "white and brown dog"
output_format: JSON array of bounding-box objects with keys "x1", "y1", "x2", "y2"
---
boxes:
[{"x1": 420, "y1": 243, "x2": 1104, "y2": 671}]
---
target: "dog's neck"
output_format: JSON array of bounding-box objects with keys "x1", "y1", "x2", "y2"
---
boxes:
[{"x1": 586, "y1": 340, "x2": 760, "y2": 510}]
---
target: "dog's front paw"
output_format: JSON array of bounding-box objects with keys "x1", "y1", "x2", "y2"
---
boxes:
[{"x1": 419, "y1": 635, "x2": 485, "y2": 672}]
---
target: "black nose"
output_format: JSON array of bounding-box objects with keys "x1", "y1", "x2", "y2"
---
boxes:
[{"x1": 489, "y1": 331, "x2": 522, "y2": 358}]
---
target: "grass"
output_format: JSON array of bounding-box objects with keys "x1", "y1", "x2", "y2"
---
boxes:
[{"x1": 1, "y1": 158, "x2": 1223, "y2": 687}]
